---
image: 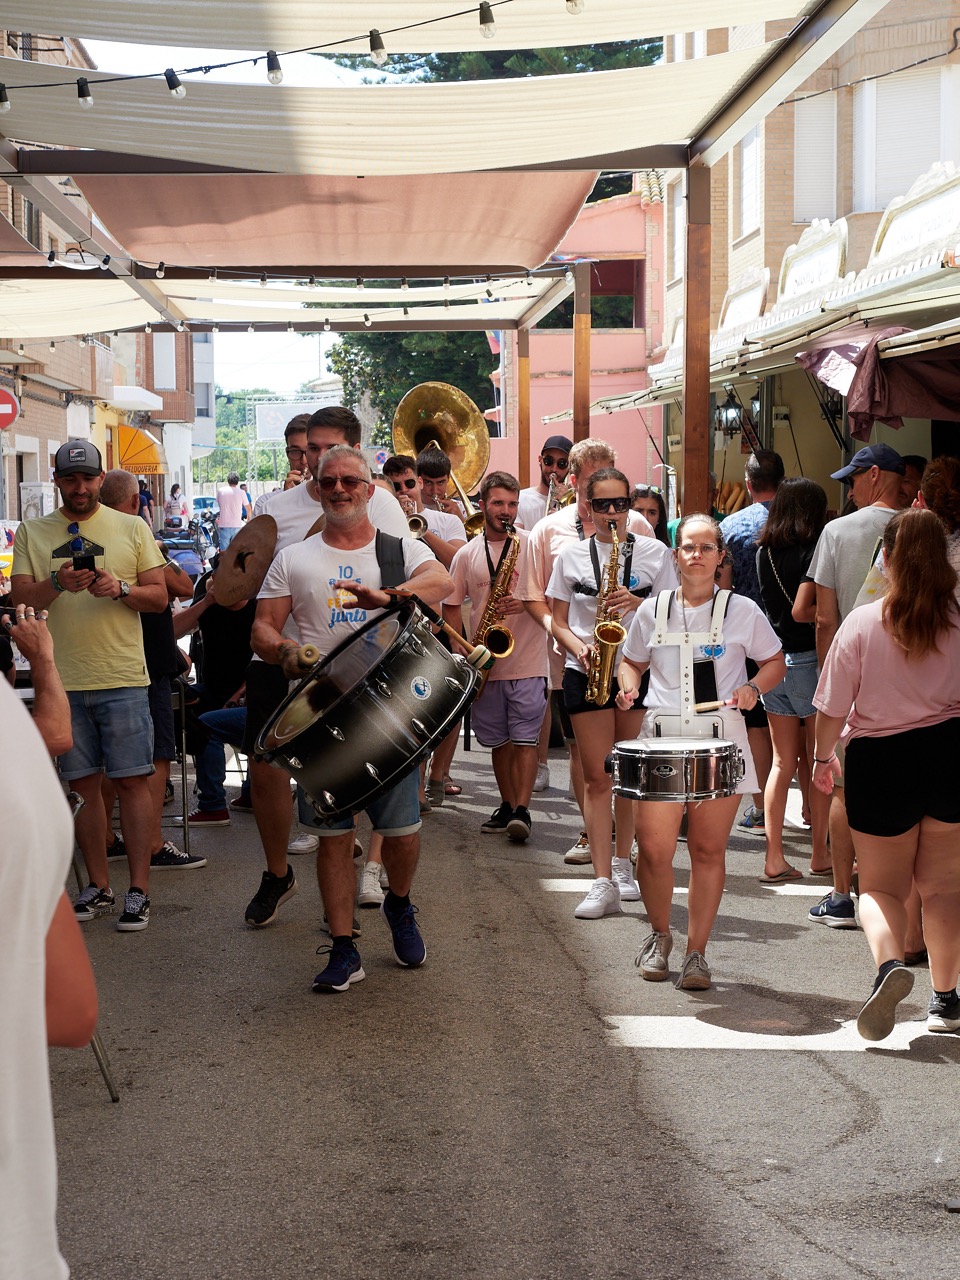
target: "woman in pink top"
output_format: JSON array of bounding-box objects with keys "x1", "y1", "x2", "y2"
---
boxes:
[{"x1": 812, "y1": 509, "x2": 960, "y2": 1041}]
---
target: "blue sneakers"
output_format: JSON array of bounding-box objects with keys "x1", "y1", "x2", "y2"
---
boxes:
[
  {"x1": 381, "y1": 894, "x2": 427, "y2": 968},
  {"x1": 808, "y1": 891, "x2": 858, "y2": 929},
  {"x1": 312, "y1": 943, "x2": 365, "y2": 993},
  {"x1": 738, "y1": 804, "x2": 766, "y2": 835}
]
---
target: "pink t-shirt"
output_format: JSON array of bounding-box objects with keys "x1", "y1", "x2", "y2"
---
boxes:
[
  {"x1": 216, "y1": 483, "x2": 247, "y2": 527},
  {"x1": 813, "y1": 599, "x2": 960, "y2": 741},
  {"x1": 447, "y1": 531, "x2": 548, "y2": 681}
]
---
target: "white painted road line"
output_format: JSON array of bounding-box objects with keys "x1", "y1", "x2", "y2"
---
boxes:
[
  {"x1": 540, "y1": 879, "x2": 688, "y2": 895},
  {"x1": 605, "y1": 1015, "x2": 930, "y2": 1053},
  {"x1": 760, "y1": 882, "x2": 838, "y2": 896}
]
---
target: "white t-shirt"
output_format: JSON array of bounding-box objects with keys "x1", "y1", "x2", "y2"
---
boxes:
[
  {"x1": 622, "y1": 590, "x2": 781, "y2": 708},
  {"x1": 0, "y1": 684, "x2": 73, "y2": 1280},
  {"x1": 515, "y1": 487, "x2": 547, "y2": 531},
  {"x1": 256, "y1": 479, "x2": 409, "y2": 554},
  {"x1": 422, "y1": 506, "x2": 467, "y2": 545},
  {"x1": 260, "y1": 531, "x2": 435, "y2": 659},
  {"x1": 546, "y1": 535, "x2": 678, "y2": 671}
]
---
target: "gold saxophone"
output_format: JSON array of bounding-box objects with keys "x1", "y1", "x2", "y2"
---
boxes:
[
  {"x1": 472, "y1": 521, "x2": 519, "y2": 659},
  {"x1": 546, "y1": 473, "x2": 575, "y2": 514},
  {"x1": 585, "y1": 522, "x2": 627, "y2": 704}
]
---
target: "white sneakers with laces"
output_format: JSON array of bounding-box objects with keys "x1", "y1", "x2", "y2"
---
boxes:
[{"x1": 573, "y1": 877, "x2": 621, "y2": 919}]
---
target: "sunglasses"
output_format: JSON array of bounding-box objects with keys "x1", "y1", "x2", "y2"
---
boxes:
[
  {"x1": 319, "y1": 474, "x2": 366, "y2": 492},
  {"x1": 636, "y1": 485, "x2": 663, "y2": 497},
  {"x1": 391, "y1": 477, "x2": 419, "y2": 491},
  {"x1": 542, "y1": 455, "x2": 568, "y2": 469},
  {"x1": 67, "y1": 521, "x2": 84, "y2": 553},
  {"x1": 590, "y1": 497, "x2": 630, "y2": 513}
]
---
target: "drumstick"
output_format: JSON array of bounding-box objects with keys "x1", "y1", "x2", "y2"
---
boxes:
[
  {"x1": 694, "y1": 699, "x2": 724, "y2": 712},
  {"x1": 298, "y1": 644, "x2": 320, "y2": 667},
  {"x1": 383, "y1": 589, "x2": 494, "y2": 670}
]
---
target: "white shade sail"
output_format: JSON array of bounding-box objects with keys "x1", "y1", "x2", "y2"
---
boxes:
[
  {"x1": 0, "y1": 46, "x2": 772, "y2": 174},
  {"x1": 3, "y1": 0, "x2": 806, "y2": 53}
]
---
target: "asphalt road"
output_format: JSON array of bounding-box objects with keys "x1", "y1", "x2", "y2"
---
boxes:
[{"x1": 52, "y1": 745, "x2": 960, "y2": 1280}]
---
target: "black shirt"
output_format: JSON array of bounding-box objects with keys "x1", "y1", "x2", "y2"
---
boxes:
[
  {"x1": 194, "y1": 574, "x2": 256, "y2": 708},
  {"x1": 756, "y1": 543, "x2": 816, "y2": 654}
]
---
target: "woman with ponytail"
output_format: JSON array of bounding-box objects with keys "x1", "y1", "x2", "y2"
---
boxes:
[{"x1": 812, "y1": 508, "x2": 960, "y2": 1041}]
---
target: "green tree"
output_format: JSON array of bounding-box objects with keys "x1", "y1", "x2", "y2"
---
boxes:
[{"x1": 192, "y1": 386, "x2": 284, "y2": 485}]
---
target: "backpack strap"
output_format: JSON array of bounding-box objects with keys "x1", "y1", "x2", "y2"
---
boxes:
[{"x1": 374, "y1": 531, "x2": 407, "y2": 590}]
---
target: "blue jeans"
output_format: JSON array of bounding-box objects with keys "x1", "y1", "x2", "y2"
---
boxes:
[
  {"x1": 195, "y1": 705, "x2": 246, "y2": 811},
  {"x1": 218, "y1": 526, "x2": 241, "y2": 550}
]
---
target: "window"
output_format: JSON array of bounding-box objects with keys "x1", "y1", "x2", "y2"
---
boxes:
[
  {"x1": 153, "y1": 332, "x2": 176, "y2": 389},
  {"x1": 671, "y1": 181, "x2": 685, "y2": 280},
  {"x1": 195, "y1": 382, "x2": 212, "y2": 416},
  {"x1": 691, "y1": 31, "x2": 706, "y2": 59},
  {"x1": 21, "y1": 198, "x2": 41, "y2": 248},
  {"x1": 671, "y1": 33, "x2": 684, "y2": 62},
  {"x1": 738, "y1": 126, "x2": 760, "y2": 237},
  {"x1": 794, "y1": 94, "x2": 837, "y2": 222},
  {"x1": 854, "y1": 68, "x2": 941, "y2": 212}
]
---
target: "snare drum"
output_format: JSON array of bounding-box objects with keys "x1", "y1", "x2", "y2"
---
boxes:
[
  {"x1": 256, "y1": 604, "x2": 481, "y2": 822},
  {"x1": 610, "y1": 737, "x2": 745, "y2": 802}
]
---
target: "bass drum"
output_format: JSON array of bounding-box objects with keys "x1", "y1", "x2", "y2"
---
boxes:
[
  {"x1": 256, "y1": 605, "x2": 481, "y2": 822},
  {"x1": 610, "y1": 737, "x2": 744, "y2": 802}
]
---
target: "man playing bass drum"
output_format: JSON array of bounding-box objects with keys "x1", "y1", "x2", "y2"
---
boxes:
[
  {"x1": 443, "y1": 471, "x2": 549, "y2": 843},
  {"x1": 252, "y1": 446, "x2": 452, "y2": 994}
]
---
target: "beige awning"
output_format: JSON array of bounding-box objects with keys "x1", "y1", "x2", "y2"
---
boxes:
[{"x1": 2, "y1": 0, "x2": 806, "y2": 51}]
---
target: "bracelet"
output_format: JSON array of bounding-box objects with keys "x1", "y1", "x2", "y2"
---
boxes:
[
  {"x1": 51, "y1": 568, "x2": 65, "y2": 593},
  {"x1": 813, "y1": 753, "x2": 837, "y2": 765},
  {"x1": 746, "y1": 680, "x2": 760, "y2": 697}
]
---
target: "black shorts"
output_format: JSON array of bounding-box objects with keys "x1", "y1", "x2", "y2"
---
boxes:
[
  {"x1": 147, "y1": 675, "x2": 177, "y2": 762},
  {"x1": 845, "y1": 717, "x2": 960, "y2": 837},
  {"x1": 562, "y1": 667, "x2": 619, "y2": 717},
  {"x1": 552, "y1": 689, "x2": 575, "y2": 741},
  {"x1": 741, "y1": 657, "x2": 769, "y2": 730},
  {"x1": 241, "y1": 660, "x2": 290, "y2": 754}
]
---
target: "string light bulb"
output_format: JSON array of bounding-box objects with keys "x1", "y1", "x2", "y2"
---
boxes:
[
  {"x1": 78, "y1": 334, "x2": 88, "y2": 348},
  {"x1": 566, "y1": 0, "x2": 585, "y2": 13},
  {"x1": 564, "y1": 267, "x2": 574, "y2": 283},
  {"x1": 164, "y1": 69, "x2": 186, "y2": 98},
  {"x1": 443, "y1": 275, "x2": 451, "y2": 291},
  {"x1": 145, "y1": 322, "x2": 152, "y2": 334},
  {"x1": 17, "y1": 344, "x2": 25, "y2": 356},
  {"x1": 260, "y1": 273, "x2": 268, "y2": 287},
  {"x1": 77, "y1": 78, "x2": 93, "y2": 109},
  {"x1": 400, "y1": 277, "x2": 409, "y2": 291},
  {"x1": 46, "y1": 249, "x2": 56, "y2": 267},
  {"x1": 211, "y1": 324, "x2": 219, "y2": 334},
  {"x1": 369, "y1": 30, "x2": 388, "y2": 68},
  {"x1": 247, "y1": 324, "x2": 255, "y2": 334},
  {"x1": 363, "y1": 314, "x2": 372, "y2": 327},
  {"x1": 209, "y1": 268, "x2": 217, "y2": 281},
  {"x1": 101, "y1": 254, "x2": 111, "y2": 270},
  {"x1": 0, "y1": 85, "x2": 10, "y2": 114},
  {"x1": 176, "y1": 320, "x2": 185, "y2": 332},
  {"x1": 266, "y1": 51, "x2": 283, "y2": 85},
  {"x1": 286, "y1": 322, "x2": 294, "y2": 334},
  {"x1": 356, "y1": 276, "x2": 365, "y2": 289},
  {"x1": 156, "y1": 261, "x2": 165, "y2": 279},
  {"x1": 323, "y1": 318, "x2": 331, "y2": 331},
  {"x1": 49, "y1": 340, "x2": 56, "y2": 353},
  {"x1": 479, "y1": 2, "x2": 496, "y2": 37}
]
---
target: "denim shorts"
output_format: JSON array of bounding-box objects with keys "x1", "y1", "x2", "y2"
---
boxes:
[
  {"x1": 471, "y1": 677, "x2": 548, "y2": 748},
  {"x1": 59, "y1": 687, "x2": 155, "y2": 781},
  {"x1": 147, "y1": 675, "x2": 177, "y2": 762},
  {"x1": 762, "y1": 649, "x2": 818, "y2": 719},
  {"x1": 298, "y1": 767, "x2": 422, "y2": 838}
]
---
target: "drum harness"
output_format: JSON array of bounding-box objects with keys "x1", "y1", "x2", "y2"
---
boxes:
[{"x1": 650, "y1": 588, "x2": 732, "y2": 740}]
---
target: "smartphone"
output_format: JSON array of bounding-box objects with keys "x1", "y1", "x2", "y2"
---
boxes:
[{"x1": 73, "y1": 554, "x2": 96, "y2": 572}]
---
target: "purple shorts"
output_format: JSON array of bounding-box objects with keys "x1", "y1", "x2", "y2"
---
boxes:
[{"x1": 470, "y1": 676, "x2": 548, "y2": 748}]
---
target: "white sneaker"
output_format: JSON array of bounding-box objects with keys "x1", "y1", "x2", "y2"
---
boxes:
[
  {"x1": 611, "y1": 856, "x2": 641, "y2": 901},
  {"x1": 358, "y1": 861, "x2": 385, "y2": 908},
  {"x1": 564, "y1": 831, "x2": 592, "y2": 865},
  {"x1": 287, "y1": 831, "x2": 320, "y2": 855},
  {"x1": 574, "y1": 877, "x2": 621, "y2": 919},
  {"x1": 533, "y1": 762, "x2": 549, "y2": 793},
  {"x1": 379, "y1": 864, "x2": 389, "y2": 890}
]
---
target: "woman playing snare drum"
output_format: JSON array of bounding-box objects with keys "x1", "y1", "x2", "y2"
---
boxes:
[{"x1": 617, "y1": 514, "x2": 785, "y2": 991}]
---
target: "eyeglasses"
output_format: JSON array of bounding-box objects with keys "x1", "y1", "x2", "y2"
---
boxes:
[
  {"x1": 285, "y1": 447, "x2": 307, "y2": 460},
  {"x1": 542, "y1": 455, "x2": 568, "y2": 469},
  {"x1": 590, "y1": 496, "x2": 630, "y2": 513},
  {"x1": 318, "y1": 474, "x2": 366, "y2": 492},
  {"x1": 679, "y1": 542, "x2": 720, "y2": 556},
  {"x1": 391, "y1": 477, "x2": 418, "y2": 491},
  {"x1": 67, "y1": 521, "x2": 83, "y2": 553}
]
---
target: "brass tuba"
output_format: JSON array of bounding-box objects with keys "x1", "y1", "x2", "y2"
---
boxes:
[
  {"x1": 585, "y1": 522, "x2": 627, "y2": 705},
  {"x1": 472, "y1": 521, "x2": 519, "y2": 659},
  {"x1": 392, "y1": 382, "x2": 489, "y2": 537}
]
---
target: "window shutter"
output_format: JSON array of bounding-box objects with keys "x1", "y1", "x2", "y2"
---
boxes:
[
  {"x1": 874, "y1": 68, "x2": 941, "y2": 209},
  {"x1": 794, "y1": 95, "x2": 837, "y2": 222}
]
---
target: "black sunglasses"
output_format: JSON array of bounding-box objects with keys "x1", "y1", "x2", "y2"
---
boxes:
[
  {"x1": 391, "y1": 477, "x2": 419, "y2": 491},
  {"x1": 591, "y1": 497, "x2": 630, "y2": 513},
  {"x1": 542, "y1": 455, "x2": 568, "y2": 469},
  {"x1": 319, "y1": 474, "x2": 366, "y2": 492}
]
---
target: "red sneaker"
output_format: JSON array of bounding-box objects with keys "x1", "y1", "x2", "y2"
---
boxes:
[{"x1": 179, "y1": 808, "x2": 230, "y2": 827}]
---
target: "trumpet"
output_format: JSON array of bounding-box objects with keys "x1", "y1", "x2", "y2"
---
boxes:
[
  {"x1": 546, "y1": 473, "x2": 575, "y2": 515},
  {"x1": 407, "y1": 512, "x2": 428, "y2": 539},
  {"x1": 472, "y1": 520, "x2": 519, "y2": 659}
]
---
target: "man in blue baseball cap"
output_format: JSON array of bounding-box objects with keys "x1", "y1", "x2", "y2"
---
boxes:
[{"x1": 830, "y1": 442, "x2": 906, "y2": 485}]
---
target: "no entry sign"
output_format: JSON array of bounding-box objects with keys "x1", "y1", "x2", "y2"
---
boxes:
[{"x1": 0, "y1": 387, "x2": 21, "y2": 430}]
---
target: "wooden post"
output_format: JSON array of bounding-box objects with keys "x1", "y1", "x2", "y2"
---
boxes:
[
  {"x1": 681, "y1": 163, "x2": 712, "y2": 516},
  {"x1": 517, "y1": 327, "x2": 531, "y2": 488},
  {"x1": 573, "y1": 261, "x2": 592, "y2": 442}
]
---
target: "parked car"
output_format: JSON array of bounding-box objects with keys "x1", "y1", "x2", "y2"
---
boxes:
[{"x1": 192, "y1": 496, "x2": 218, "y2": 519}]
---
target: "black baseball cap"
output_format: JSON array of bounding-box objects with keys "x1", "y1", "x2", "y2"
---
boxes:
[
  {"x1": 54, "y1": 439, "x2": 103, "y2": 476},
  {"x1": 541, "y1": 435, "x2": 573, "y2": 455}
]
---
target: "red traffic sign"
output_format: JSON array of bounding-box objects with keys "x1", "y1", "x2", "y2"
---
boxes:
[{"x1": 0, "y1": 387, "x2": 20, "y2": 430}]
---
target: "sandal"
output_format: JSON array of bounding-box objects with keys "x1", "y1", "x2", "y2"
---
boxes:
[{"x1": 443, "y1": 775, "x2": 462, "y2": 796}]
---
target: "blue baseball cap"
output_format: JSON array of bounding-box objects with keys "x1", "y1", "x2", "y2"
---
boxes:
[{"x1": 831, "y1": 443, "x2": 905, "y2": 483}]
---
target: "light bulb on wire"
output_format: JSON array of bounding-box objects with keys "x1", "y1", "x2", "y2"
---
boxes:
[
  {"x1": 156, "y1": 262, "x2": 165, "y2": 279},
  {"x1": 266, "y1": 51, "x2": 283, "y2": 85},
  {"x1": 479, "y1": 2, "x2": 496, "y2": 37},
  {"x1": 369, "y1": 30, "x2": 388, "y2": 68},
  {"x1": 566, "y1": 0, "x2": 585, "y2": 13},
  {"x1": 164, "y1": 69, "x2": 186, "y2": 98},
  {"x1": 77, "y1": 78, "x2": 93, "y2": 109},
  {"x1": 0, "y1": 85, "x2": 10, "y2": 114}
]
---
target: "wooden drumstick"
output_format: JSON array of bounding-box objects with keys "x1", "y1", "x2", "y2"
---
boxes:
[
  {"x1": 382, "y1": 589, "x2": 493, "y2": 669},
  {"x1": 694, "y1": 699, "x2": 724, "y2": 712}
]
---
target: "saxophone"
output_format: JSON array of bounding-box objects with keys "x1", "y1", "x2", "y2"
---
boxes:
[
  {"x1": 472, "y1": 522, "x2": 520, "y2": 659},
  {"x1": 585, "y1": 522, "x2": 627, "y2": 704},
  {"x1": 546, "y1": 474, "x2": 575, "y2": 514}
]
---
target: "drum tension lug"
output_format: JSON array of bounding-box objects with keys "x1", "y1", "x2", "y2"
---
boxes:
[
  {"x1": 411, "y1": 718, "x2": 428, "y2": 738},
  {"x1": 326, "y1": 725, "x2": 345, "y2": 741},
  {"x1": 444, "y1": 675, "x2": 464, "y2": 691},
  {"x1": 364, "y1": 762, "x2": 381, "y2": 781},
  {"x1": 313, "y1": 791, "x2": 336, "y2": 813},
  {"x1": 288, "y1": 755, "x2": 303, "y2": 770},
  {"x1": 375, "y1": 680, "x2": 392, "y2": 697}
]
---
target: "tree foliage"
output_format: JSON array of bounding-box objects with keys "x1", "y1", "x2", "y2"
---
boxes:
[
  {"x1": 192, "y1": 385, "x2": 292, "y2": 485},
  {"x1": 322, "y1": 41, "x2": 661, "y2": 83}
]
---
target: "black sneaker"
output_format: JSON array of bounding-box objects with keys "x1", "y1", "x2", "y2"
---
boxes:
[
  {"x1": 74, "y1": 884, "x2": 115, "y2": 921},
  {"x1": 245, "y1": 867, "x2": 298, "y2": 928},
  {"x1": 506, "y1": 805, "x2": 532, "y2": 843},
  {"x1": 856, "y1": 961, "x2": 914, "y2": 1041},
  {"x1": 312, "y1": 943, "x2": 365, "y2": 993},
  {"x1": 163, "y1": 779, "x2": 175, "y2": 806},
  {"x1": 481, "y1": 801, "x2": 512, "y2": 834},
  {"x1": 927, "y1": 989, "x2": 960, "y2": 1033},
  {"x1": 117, "y1": 887, "x2": 150, "y2": 932},
  {"x1": 106, "y1": 836, "x2": 126, "y2": 861},
  {"x1": 150, "y1": 841, "x2": 208, "y2": 870}
]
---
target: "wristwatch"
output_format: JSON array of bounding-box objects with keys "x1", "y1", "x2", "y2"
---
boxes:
[{"x1": 116, "y1": 580, "x2": 131, "y2": 600}]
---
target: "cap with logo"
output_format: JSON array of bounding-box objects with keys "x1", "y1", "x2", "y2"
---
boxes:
[
  {"x1": 541, "y1": 435, "x2": 573, "y2": 455},
  {"x1": 831, "y1": 442, "x2": 905, "y2": 483},
  {"x1": 54, "y1": 439, "x2": 103, "y2": 477}
]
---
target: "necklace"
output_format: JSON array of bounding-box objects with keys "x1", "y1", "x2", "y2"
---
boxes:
[{"x1": 677, "y1": 587, "x2": 713, "y2": 634}]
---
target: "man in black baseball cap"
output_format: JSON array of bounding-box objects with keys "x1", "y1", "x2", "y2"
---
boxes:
[
  {"x1": 516, "y1": 434, "x2": 573, "y2": 532},
  {"x1": 54, "y1": 439, "x2": 103, "y2": 477}
]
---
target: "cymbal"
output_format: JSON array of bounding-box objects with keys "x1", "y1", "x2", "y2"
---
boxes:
[
  {"x1": 302, "y1": 513, "x2": 326, "y2": 540},
  {"x1": 215, "y1": 515, "x2": 277, "y2": 605}
]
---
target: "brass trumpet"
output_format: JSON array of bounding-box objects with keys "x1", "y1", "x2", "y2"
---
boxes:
[{"x1": 407, "y1": 512, "x2": 428, "y2": 539}]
